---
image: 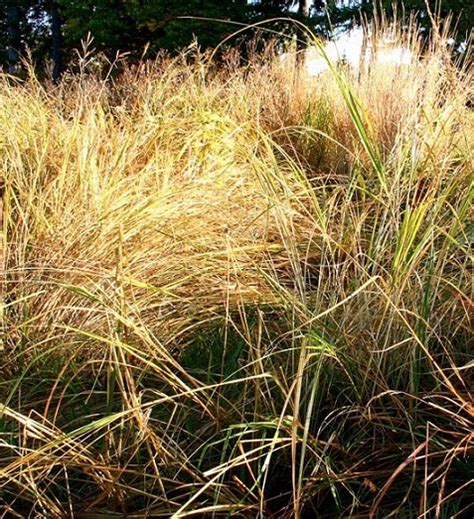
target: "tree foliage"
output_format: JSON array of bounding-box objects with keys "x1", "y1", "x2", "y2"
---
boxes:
[{"x1": 0, "y1": 1, "x2": 472, "y2": 75}]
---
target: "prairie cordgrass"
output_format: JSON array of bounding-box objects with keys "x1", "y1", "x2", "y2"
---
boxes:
[{"x1": 0, "y1": 19, "x2": 472, "y2": 518}]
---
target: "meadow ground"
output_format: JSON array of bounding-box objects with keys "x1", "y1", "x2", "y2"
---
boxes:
[{"x1": 0, "y1": 20, "x2": 472, "y2": 518}]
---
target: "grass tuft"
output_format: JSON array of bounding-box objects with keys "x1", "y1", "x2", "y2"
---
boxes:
[{"x1": 0, "y1": 18, "x2": 472, "y2": 518}]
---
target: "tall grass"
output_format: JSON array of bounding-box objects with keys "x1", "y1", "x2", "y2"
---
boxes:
[{"x1": 0, "y1": 19, "x2": 472, "y2": 518}]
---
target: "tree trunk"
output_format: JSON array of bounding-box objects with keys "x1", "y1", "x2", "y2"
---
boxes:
[
  {"x1": 50, "y1": 1, "x2": 62, "y2": 82},
  {"x1": 298, "y1": 0, "x2": 311, "y2": 18},
  {"x1": 296, "y1": 0, "x2": 311, "y2": 66},
  {"x1": 7, "y1": 3, "x2": 20, "y2": 75}
]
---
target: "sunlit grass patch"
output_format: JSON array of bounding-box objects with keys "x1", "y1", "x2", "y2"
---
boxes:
[{"x1": 0, "y1": 18, "x2": 472, "y2": 518}]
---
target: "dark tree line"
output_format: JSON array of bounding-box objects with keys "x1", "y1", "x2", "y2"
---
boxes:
[{"x1": 1, "y1": 1, "x2": 472, "y2": 80}]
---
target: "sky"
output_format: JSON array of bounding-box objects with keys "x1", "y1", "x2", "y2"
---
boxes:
[{"x1": 284, "y1": 29, "x2": 414, "y2": 75}]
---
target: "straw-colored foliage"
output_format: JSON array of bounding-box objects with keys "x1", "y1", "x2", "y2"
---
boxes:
[{"x1": 0, "y1": 21, "x2": 472, "y2": 518}]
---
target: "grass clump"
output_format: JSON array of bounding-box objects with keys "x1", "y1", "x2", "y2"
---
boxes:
[{"x1": 0, "y1": 20, "x2": 472, "y2": 518}]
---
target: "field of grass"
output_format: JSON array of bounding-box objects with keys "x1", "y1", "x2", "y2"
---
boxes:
[{"x1": 0, "y1": 20, "x2": 472, "y2": 518}]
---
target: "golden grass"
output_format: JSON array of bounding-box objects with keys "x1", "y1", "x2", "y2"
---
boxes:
[{"x1": 0, "y1": 19, "x2": 472, "y2": 518}]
